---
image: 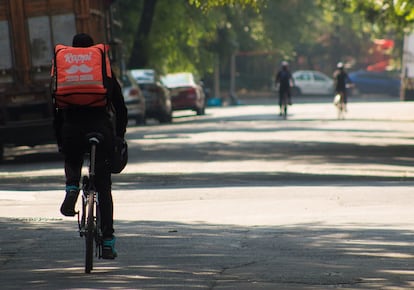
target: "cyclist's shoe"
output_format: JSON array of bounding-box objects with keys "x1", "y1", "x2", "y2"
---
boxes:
[
  {"x1": 102, "y1": 237, "x2": 118, "y2": 259},
  {"x1": 60, "y1": 188, "x2": 79, "y2": 216}
]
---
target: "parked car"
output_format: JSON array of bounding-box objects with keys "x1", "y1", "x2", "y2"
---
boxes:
[
  {"x1": 130, "y1": 69, "x2": 173, "y2": 124},
  {"x1": 120, "y1": 71, "x2": 146, "y2": 125},
  {"x1": 348, "y1": 70, "x2": 400, "y2": 96},
  {"x1": 292, "y1": 70, "x2": 334, "y2": 96},
  {"x1": 161, "y1": 72, "x2": 206, "y2": 115}
]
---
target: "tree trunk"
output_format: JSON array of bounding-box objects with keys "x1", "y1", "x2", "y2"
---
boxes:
[{"x1": 127, "y1": 0, "x2": 157, "y2": 69}]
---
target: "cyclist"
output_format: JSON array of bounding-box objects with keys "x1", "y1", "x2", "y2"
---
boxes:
[
  {"x1": 333, "y1": 62, "x2": 352, "y2": 112},
  {"x1": 275, "y1": 61, "x2": 294, "y2": 115},
  {"x1": 53, "y1": 33, "x2": 128, "y2": 259}
]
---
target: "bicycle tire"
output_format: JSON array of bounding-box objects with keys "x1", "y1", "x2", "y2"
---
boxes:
[
  {"x1": 85, "y1": 193, "x2": 95, "y2": 273},
  {"x1": 283, "y1": 92, "x2": 288, "y2": 119},
  {"x1": 336, "y1": 93, "x2": 345, "y2": 120}
]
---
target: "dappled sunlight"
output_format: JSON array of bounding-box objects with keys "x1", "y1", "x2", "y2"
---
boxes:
[
  {"x1": 2, "y1": 218, "x2": 414, "y2": 288},
  {"x1": 2, "y1": 101, "x2": 414, "y2": 288}
]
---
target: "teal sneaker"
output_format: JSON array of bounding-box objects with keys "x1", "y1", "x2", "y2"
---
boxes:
[{"x1": 102, "y1": 237, "x2": 117, "y2": 259}]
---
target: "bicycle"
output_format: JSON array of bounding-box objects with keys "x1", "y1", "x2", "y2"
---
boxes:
[
  {"x1": 334, "y1": 92, "x2": 346, "y2": 120},
  {"x1": 280, "y1": 90, "x2": 289, "y2": 119},
  {"x1": 77, "y1": 132, "x2": 104, "y2": 274}
]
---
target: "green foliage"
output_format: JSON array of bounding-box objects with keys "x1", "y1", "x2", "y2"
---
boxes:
[
  {"x1": 188, "y1": 0, "x2": 265, "y2": 11},
  {"x1": 318, "y1": 0, "x2": 414, "y2": 33},
  {"x1": 114, "y1": 0, "x2": 410, "y2": 91}
]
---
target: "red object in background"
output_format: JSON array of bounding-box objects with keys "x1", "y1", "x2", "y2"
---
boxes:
[
  {"x1": 367, "y1": 60, "x2": 389, "y2": 72},
  {"x1": 366, "y1": 39, "x2": 394, "y2": 72},
  {"x1": 373, "y1": 39, "x2": 394, "y2": 50}
]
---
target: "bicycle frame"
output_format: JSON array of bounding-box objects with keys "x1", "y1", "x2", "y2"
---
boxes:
[{"x1": 77, "y1": 134, "x2": 103, "y2": 273}]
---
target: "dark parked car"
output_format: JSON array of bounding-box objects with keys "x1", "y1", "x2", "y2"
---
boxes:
[
  {"x1": 130, "y1": 69, "x2": 173, "y2": 124},
  {"x1": 121, "y1": 71, "x2": 146, "y2": 125},
  {"x1": 348, "y1": 70, "x2": 401, "y2": 96},
  {"x1": 161, "y1": 72, "x2": 206, "y2": 115},
  {"x1": 139, "y1": 83, "x2": 173, "y2": 123}
]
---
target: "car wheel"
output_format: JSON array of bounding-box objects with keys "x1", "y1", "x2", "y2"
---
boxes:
[
  {"x1": 196, "y1": 105, "x2": 206, "y2": 115},
  {"x1": 158, "y1": 111, "x2": 172, "y2": 124}
]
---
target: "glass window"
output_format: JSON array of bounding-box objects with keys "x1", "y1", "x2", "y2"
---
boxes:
[
  {"x1": 0, "y1": 20, "x2": 12, "y2": 70},
  {"x1": 52, "y1": 14, "x2": 76, "y2": 45},
  {"x1": 28, "y1": 16, "x2": 53, "y2": 67},
  {"x1": 296, "y1": 73, "x2": 311, "y2": 81},
  {"x1": 314, "y1": 73, "x2": 327, "y2": 82}
]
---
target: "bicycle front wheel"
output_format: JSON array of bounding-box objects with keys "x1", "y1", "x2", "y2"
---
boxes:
[{"x1": 85, "y1": 193, "x2": 95, "y2": 273}]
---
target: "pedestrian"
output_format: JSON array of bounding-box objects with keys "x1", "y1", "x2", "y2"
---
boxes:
[
  {"x1": 52, "y1": 33, "x2": 128, "y2": 259},
  {"x1": 275, "y1": 61, "x2": 294, "y2": 115}
]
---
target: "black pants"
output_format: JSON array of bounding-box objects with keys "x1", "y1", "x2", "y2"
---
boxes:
[
  {"x1": 279, "y1": 87, "x2": 291, "y2": 107},
  {"x1": 61, "y1": 117, "x2": 115, "y2": 238}
]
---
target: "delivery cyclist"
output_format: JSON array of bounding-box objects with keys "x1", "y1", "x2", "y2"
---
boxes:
[{"x1": 53, "y1": 33, "x2": 128, "y2": 259}]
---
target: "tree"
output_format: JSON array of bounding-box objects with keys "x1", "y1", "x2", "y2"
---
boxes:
[
  {"x1": 116, "y1": 0, "x2": 263, "y2": 71},
  {"x1": 318, "y1": 0, "x2": 414, "y2": 33},
  {"x1": 127, "y1": 0, "x2": 157, "y2": 69},
  {"x1": 114, "y1": 0, "x2": 407, "y2": 93}
]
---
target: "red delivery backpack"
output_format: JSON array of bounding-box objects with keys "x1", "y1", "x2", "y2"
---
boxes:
[{"x1": 51, "y1": 44, "x2": 112, "y2": 108}]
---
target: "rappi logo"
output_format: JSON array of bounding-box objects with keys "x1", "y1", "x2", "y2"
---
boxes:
[{"x1": 64, "y1": 52, "x2": 93, "y2": 74}]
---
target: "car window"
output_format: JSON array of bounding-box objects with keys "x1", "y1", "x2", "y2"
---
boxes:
[
  {"x1": 122, "y1": 75, "x2": 132, "y2": 87},
  {"x1": 162, "y1": 73, "x2": 195, "y2": 86},
  {"x1": 295, "y1": 72, "x2": 311, "y2": 81},
  {"x1": 313, "y1": 73, "x2": 327, "y2": 82}
]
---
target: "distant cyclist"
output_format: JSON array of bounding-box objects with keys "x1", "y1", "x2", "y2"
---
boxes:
[
  {"x1": 333, "y1": 62, "x2": 352, "y2": 111},
  {"x1": 275, "y1": 61, "x2": 294, "y2": 115}
]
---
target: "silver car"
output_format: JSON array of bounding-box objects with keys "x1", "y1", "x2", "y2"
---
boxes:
[
  {"x1": 121, "y1": 71, "x2": 146, "y2": 125},
  {"x1": 292, "y1": 70, "x2": 334, "y2": 96}
]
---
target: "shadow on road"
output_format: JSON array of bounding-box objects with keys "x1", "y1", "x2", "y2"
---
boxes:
[{"x1": 1, "y1": 218, "x2": 413, "y2": 289}]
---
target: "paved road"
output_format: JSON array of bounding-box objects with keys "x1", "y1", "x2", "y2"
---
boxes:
[{"x1": 1, "y1": 96, "x2": 414, "y2": 289}]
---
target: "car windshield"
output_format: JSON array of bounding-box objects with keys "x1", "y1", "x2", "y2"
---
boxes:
[
  {"x1": 162, "y1": 73, "x2": 195, "y2": 87},
  {"x1": 314, "y1": 73, "x2": 328, "y2": 81},
  {"x1": 122, "y1": 75, "x2": 132, "y2": 87},
  {"x1": 294, "y1": 72, "x2": 311, "y2": 81}
]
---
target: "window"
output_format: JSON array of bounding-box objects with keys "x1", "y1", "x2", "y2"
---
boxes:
[
  {"x1": 28, "y1": 14, "x2": 76, "y2": 79},
  {"x1": 51, "y1": 14, "x2": 76, "y2": 46},
  {"x1": 28, "y1": 16, "x2": 53, "y2": 67},
  {"x1": 314, "y1": 73, "x2": 327, "y2": 82},
  {"x1": 0, "y1": 21, "x2": 12, "y2": 70},
  {"x1": 295, "y1": 73, "x2": 311, "y2": 81},
  {"x1": 0, "y1": 20, "x2": 12, "y2": 83}
]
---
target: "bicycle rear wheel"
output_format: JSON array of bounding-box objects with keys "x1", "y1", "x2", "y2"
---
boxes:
[
  {"x1": 282, "y1": 93, "x2": 288, "y2": 119},
  {"x1": 85, "y1": 193, "x2": 95, "y2": 273}
]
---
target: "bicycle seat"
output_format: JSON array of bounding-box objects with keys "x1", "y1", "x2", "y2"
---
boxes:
[{"x1": 86, "y1": 132, "x2": 104, "y2": 145}]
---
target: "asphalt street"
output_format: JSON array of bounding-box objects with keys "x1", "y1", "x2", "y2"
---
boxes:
[{"x1": 1, "y1": 96, "x2": 414, "y2": 289}]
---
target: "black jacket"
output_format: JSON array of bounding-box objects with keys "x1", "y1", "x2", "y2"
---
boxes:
[
  {"x1": 53, "y1": 74, "x2": 128, "y2": 148},
  {"x1": 333, "y1": 69, "x2": 351, "y2": 92}
]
